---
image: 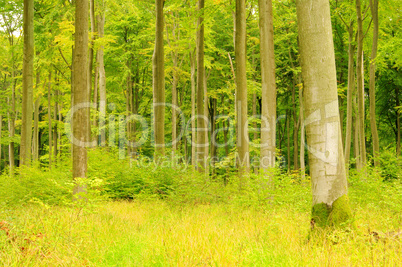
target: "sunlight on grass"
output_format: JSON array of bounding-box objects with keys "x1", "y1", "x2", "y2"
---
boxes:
[{"x1": 1, "y1": 199, "x2": 401, "y2": 266}]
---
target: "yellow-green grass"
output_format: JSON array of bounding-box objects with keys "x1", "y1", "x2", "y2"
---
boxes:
[{"x1": 1, "y1": 199, "x2": 401, "y2": 266}]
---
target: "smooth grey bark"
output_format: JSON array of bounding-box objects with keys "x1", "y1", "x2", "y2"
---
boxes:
[
  {"x1": 73, "y1": 0, "x2": 89, "y2": 195},
  {"x1": 190, "y1": 50, "x2": 196, "y2": 166},
  {"x1": 97, "y1": 11, "x2": 106, "y2": 146},
  {"x1": 235, "y1": 0, "x2": 249, "y2": 175},
  {"x1": 21, "y1": 0, "x2": 34, "y2": 166},
  {"x1": 153, "y1": 0, "x2": 165, "y2": 157},
  {"x1": 356, "y1": 0, "x2": 367, "y2": 168},
  {"x1": 296, "y1": 0, "x2": 349, "y2": 207},
  {"x1": 196, "y1": 0, "x2": 207, "y2": 171},
  {"x1": 344, "y1": 22, "x2": 355, "y2": 171},
  {"x1": 259, "y1": 0, "x2": 276, "y2": 171},
  {"x1": 369, "y1": 0, "x2": 380, "y2": 167}
]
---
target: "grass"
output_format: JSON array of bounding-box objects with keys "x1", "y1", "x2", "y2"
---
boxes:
[{"x1": 1, "y1": 195, "x2": 401, "y2": 266}]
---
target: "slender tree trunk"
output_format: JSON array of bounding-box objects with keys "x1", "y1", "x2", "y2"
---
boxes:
[
  {"x1": 353, "y1": 94, "x2": 361, "y2": 168},
  {"x1": 356, "y1": 0, "x2": 366, "y2": 169},
  {"x1": 21, "y1": 0, "x2": 34, "y2": 166},
  {"x1": 153, "y1": 0, "x2": 165, "y2": 157},
  {"x1": 292, "y1": 85, "x2": 299, "y2": 170},
  {"x1": 98, "y1": 9, "x2": 106, "y2": 146},
  {"x1": 89, "y1": 0, "x2": 96, "y2": 128},
  {"x1": 196, "y1": 0, "x2": 207, "y2": 171},
  {"x1": 48, "y1": 72, "x2": 52, "y2": 169},
  {"x1": 396, "y1": 87, "x2": 401, "y2": 156},
  {"x1": 204, "y1": 71, "x2": 209, "y2": 174},
  {"x1": 0, "y1": 115, "x2": 2, "y2": 170},
  {"x1": 190, "y1": 50, "x2": 196, "y2": 166},
  {"x1": 235, "y1": 0, "x2": 249, "y2": 176},
  {"x1": 299, "y1": 84, "x2": 305, "y2": 179},
  {"x1": 286, "y1": 111, "x2": 291, "y2": 171},
  {"x1": 32, "y1": 69, "x2": 41, "y2": 162},
  {"x1": 296, "y1": 0, "x2": 352, "y2": 227},
  {"x1": 7, "y1": 96, "x2": 15, "y2": 173},
  {"x1": 259, "y1": 0, "x2": 276, "y2": 171},
  {"x1": 210, "y1": 98, "x2": 217, "y2": 175},
  {"x1": 53, "y1": 90, "x2": 58, "y2": 163},
  {"x1": 73, "y1": 0, "x2": 89, "y2": 196},
  {"x1": 369, "y1": 0, "x2": 380, "y2": 167},
  {"x1": 33, "y1": 94, "x2": 41, "y2": 162},
  {"x1": 171, "y1": 56, "x2": 178, "y2": 158},
  {"x1": 344, "y1": 23, "x2": 355, "y2": 171}
]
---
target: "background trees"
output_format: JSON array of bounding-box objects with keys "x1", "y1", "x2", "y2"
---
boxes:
[{"x1": 0, "y1": 0, "x2": 400, "y2": 205}]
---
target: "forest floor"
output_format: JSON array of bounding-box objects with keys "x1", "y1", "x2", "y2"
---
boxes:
[{"x1": 1, "y1": 197, "x2": 401, "y2": 266}]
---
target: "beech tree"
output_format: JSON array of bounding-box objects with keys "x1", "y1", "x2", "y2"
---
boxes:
[
  {"x1": 20, "y1": 0, "x2": 34, "y2": 166},
  {"x1": 153, "y1": 0, "x2": 165, "y2": 157},
  {"x1": 296, "y1": 0, "x2": 352, "y2": 227},
  {"x1": 72, "y1": 0, "x2": 89, "y2": 195},
  {"x1": 196, "y1": 0, "x2": 207, "y2": 171},
  {"x1": 235, "y1": 0, "x2": 249, "y2": 174},
  {"x1": 258, "y1": 0, "x2": 276, "y2": 171}
]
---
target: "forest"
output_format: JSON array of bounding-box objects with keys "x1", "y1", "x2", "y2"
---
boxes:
[{"x1": 0, "y1": 0, "x2": 401, "y2": 265}]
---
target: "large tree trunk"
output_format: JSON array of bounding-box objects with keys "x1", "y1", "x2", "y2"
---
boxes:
[
  {"x1": 20, "y1": 0, "x2": 34, "y2": 166},
  {"x1": 98, "y1": 9, "x2": 106, "y2": 146},
  {"x1": 235, "y1": 0, "x2": 249, "y2": 176},
  {"x1": 196, "y1": 0, "x2": 207, "y2": 171},
  {"x1": 356, "y1": 0, "x2": 367, "y2": 169},
  {"x1": 73, "y1": 0, "x2": 89, "y2": 196},
  {"x1": 369, "y1": 0, "x2": 380, "y2": 167},
  {"x1": 296, "y1": 0, "x2": 352, "y2": 227},
  {"x1": 153, "y1": 0, "x2": 165, "y2": 157},
  {"x1": 344, "y1": 23, "x2": 355, "y2": 172},
  {"x1": 258, "y1": 0, "x2": 276, "y2": 171}
]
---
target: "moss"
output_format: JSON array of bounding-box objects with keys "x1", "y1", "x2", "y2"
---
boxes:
[
  {"x1": 311, "y1": 203, "x2": 330, "y2": 227},
  {"x1": 328, "y1": 194, "x2": 353, "y2": 228},
  {"x1": 311, "y1": 195, "x2": 353, "y2": 229}
]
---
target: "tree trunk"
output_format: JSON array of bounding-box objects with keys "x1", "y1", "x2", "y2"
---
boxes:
[
  {"x1": 210, "y1": 97, "x2": 217, "y2": 175},
  {"x1": 299, "y1": 83, "x2": 305, "y2": 179},
  {"x1": 344, "y1": 23, "x2": 355, "y2": 172},
  {"x1": 98, "y1": 9, "x2": 106, "y2": 146},
  {"x1": 53, "y1": 89, "x2": 58, "y2": 163},
  {"x1": 286, "y1": 111, "x2": 290, "y2": 171},
  {"x1": 20, "y1": 0, "x2": 35, "y2": 166},
  {"x1": 369, "y1": 0, "x2": 380, "y2": 167},
  {"x1": 356, "y1": 0, "x2": 367, "y2": 169},
  {"x1": 196, "y1": 0, "x2": 207, "y2": 171},
  {"x1": 48, "y1": 72, "x2": 52, "y2": 169},
  {"x1": 296, "y1": 0, "x2": 352, "y2": 227},
  {"x1": 7, "y1": 96, "x2": 15, "y2": 173},
  {"x1": 190, "y1": 50, "x2": 196, "y2": 166},
  {"x1": 235, "y1": 0, "x2": 249, "y2": 176},
  {"x1": 73, "y1": 0, "x2": 89, "y2": 196},
  {"x1": 89, "y1": 0, "x2": 96, "y2": 128},
  {"x1": 153, "y1": 0, "x2": 165, "y2": 157},
  {"x1": 396, "y1": 87, "x2": 400, "y2": 156},
  {"x1": 259, "y1": 0, "x2": 276, "y2": 171},
  {"x1": 0, "y1": 115, "x2": 2, "y2": 170},
  {"x1": 292, "y1": 85, "x2": 299, "y2": 170},
  {"x1": 33, "y1": 94, "x2": 41, "y2": 163}
]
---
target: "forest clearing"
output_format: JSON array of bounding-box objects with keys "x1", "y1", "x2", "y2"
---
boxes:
[{"x1": 1, "y1": 0, "x2": 401, "y2": 265}]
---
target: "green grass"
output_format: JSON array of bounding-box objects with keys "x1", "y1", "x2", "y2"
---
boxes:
[{"x1": 1, "y1": 194, "x2": 401, "y2": 266}]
